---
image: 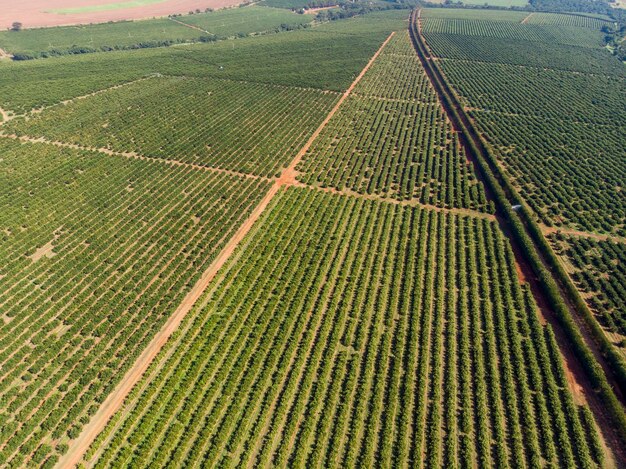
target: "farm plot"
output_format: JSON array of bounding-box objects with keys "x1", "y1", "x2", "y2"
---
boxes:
[
  {"x1": 0, "y1": 19, "x2": 199, "y2": 58},
  {"x1": 420, "y1": 8, "x2": 529, "y2": 22},
  {"x1": 0, "y1": 138, "x2": 270, "y2": 467},
  {"x1": 550, "y1": 234, "x2": 626, "y2": 352},
  {"x1": 424, "y1": 34, "x2": 625, "y2": 75},
  {"x1": 438, "y1": 60, "x2": 626, "y2": 124},
  {"x1": 427, "y1": 56, "x2": 625, "y2": 233},
  {"x1": 350, "y1": 32, "x2": 437, "y2": 102},
  {"x1": 297, "y1": 32, "x2": 487, "y2": 208},
  {"x1": 173, "y1": 6, "x2": 312, "y2": 36},
  {"x1": 86, "y1": 188, "x2": 605, "y2": 469},
  {"x1": 5, "y1": 76, "x2": 339, "y2": 177},
  {"x1": 471, "y1": 112, "x2": 626, "y2": 234},
  {"x1": 421, "y1": 17, "x2": 604, "y2": 48},
  {"x1": 0, "y1": 13, "x2": 401, "y2": 114},
  {"x1": 0, "y1": 58, "x2": 151, "y2": 114},
  {"x1": 524, "y1": 12, "x2": 611, "y2": 29}
]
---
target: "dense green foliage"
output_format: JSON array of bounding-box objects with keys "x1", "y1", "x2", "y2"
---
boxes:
[
  {"x1": 298, "y1": 32, "x2": 488, "y2": 209},
  {"x1": 0, "y1": 139, "x2": 270, "y2": 467},
  {"x1": 426, "y1": 34, "x2": 625, "y2": 74},
  {"x1": 258, "y1": 0, "x2": 338, "y2": 8},
  {"x1": 169, "y1": 6, "x2": 313, "y2": 36},
  {"x1": 421, "y1": 17, "x2": 604, "y2": 48},
  {"x1": 421, "y1": 8, "x2": 528, "y2": 21},
  {"x1": 0, "y1": 7, "x2": 618, "y2": 467},
  {"x1": 456, "y1": 0, "x2": 528, "y2": 6},
  {"x1": 529, "y1": 0, "x2": 623, "y2": 21},
  {"x1": 551, "y1": 234, "x2": 626, "y2": 346},
  {"x1": 0, "y1": 11, "x2": 405, "y2": 113},
  {"x1": 470, "y1": 111, "x2": 626, "y2": 234},
  {"x1": 525, "y1": 11, "x2": 611, "y2": 28},
  {"x1": 439, "y1": 60, "x2": 625, "y2": 122},
  {"x1": 412, "y1": 9, "x2": 626, "y2": 436},
  {"x1": 0, "y1": 6, "x2": 314, "y2": 59},
  {"x1": 422, "y1": 8, "x2": 626, "y2": 234},
  {"x1": 0, "y1": 19, "x2": 198, "y2": 57},
  {"x1": 6, "y1": 76, "x2": 339, "y2": 177},
  {"x1": 86, "y1": 188, "x2": 604, "y2": 468}
]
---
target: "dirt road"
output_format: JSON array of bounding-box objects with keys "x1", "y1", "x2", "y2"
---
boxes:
[
  {"x1": 56, "y1": 31, "x2": 394, "y2": 469},
  {"x1": 541, "y1": 224, "x2": 626, "y2": 245}
]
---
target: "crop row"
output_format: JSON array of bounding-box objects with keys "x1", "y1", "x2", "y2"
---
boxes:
[
  {"x1": 0, "y1": 15, "x2": 400, "y2": 113},
  {"x1": 525, "y1": 12, "x2": 610, "y2": 29},
  {"x1": 427, "y1": 48, "x2": 626, "y2": 233},
  {"x1": 550, "y1": 233, "x2": 626, "y2": 344},
  {"x1": 413, "y1": 8, "x2": 626, "y2": 420},
  {"x1": 5, "y1": 76, "x2": 339, "y2": 177},
  {"x1": 86, "y1": 188, "x2": 605, "y2": 468},
  {"x1": 352, "y1": 32, "x2": 437, "y2": 103},
  {"x1": 423, "y1": 33, "x2": 626, "y2": 75},
  {"x1": 298, "y1": 95, "x2": 487, "y2": 208},
  {"x1": 0, "y1": 139, "x2": 270, "y2": 467},
  {"x1": 297, "y1": 32, "x2": 488, "y2": 209},
  {"x1": 175, "y1": 5, "x2": 312, "y2": 36},
  {"x1": 471, "y1": 111, "x2": 625, "y2": 235},
  {"x1": 438, "y1": 60, "x2": 626, "y2": 125},
  {"x1": 421, "y1": 18, "x2": 603, "y2": 48},
  {"x1": 0, "y1": 19, "x2": 201, "y2": 57},
  {"x1": 421, "y1": 8, "x2": 528, "y2": 22}
]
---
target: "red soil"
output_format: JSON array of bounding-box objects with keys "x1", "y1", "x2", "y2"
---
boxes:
[{"x1": 0, "y1": 0, "x2": 242, "y2": 29}]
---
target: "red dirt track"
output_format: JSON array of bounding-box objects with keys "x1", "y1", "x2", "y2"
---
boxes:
[{"x1": 0, "y1": 0, "x2": 242, "y2": 29}]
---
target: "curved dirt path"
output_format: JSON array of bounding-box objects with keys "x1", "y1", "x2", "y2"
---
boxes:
[
  {"x1": 56, "y1": 31, "x2": 395, "y2": 469},
  {"x1": 542, "y1": 224, "x2": 626, "y2": 245}
]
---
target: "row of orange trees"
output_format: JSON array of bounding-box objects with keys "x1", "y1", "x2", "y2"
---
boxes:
[
  {"x1": 0, "y1": 139, "x2": 270, "y2": 467},
  {"x1": 86, "y1": 188, "x2": 604, "y2": 468}
]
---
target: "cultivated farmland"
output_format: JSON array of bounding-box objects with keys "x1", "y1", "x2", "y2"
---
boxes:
[
  {"x1": 0, "y1": 139, "x2": 270, "y2": 466},
  {"x1": 171, "y1": 5, "x2": 312, "y2": 36},
  {"x1": 550, "y1": 233, "x2": 626, "y2": 354},
  {"x1": 0, "y1": 19, "x2": 199, "y2": 58},
  {"x1": 5, "y1": 76, "x2": 340, "y2": 177},
  {"x1": 418, "y1": 5, "x2": 626, "y2": 435},
  {"x1": 0, "y1": 11, "x2": 405, "y2": 113},
  {"x1": 0, "y1": 4, "x2": 624, "y2": 468},
  {"x1": 0, "y1": 7, "x2": 313, "y2": 58},
  {"x1": 297, "y1": 32, "x2": 488, "y2": 209},
  {"x1": 420, "y1": 8, "x2": 626, "y2": 235},
  {"x1": 421, "y1": 17, "x2": 604, "y2": 47},
  {"x1": 85, "y1": 188, "x2": 605, "y2": 469}
]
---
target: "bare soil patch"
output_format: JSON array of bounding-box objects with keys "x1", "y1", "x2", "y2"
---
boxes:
[
  {"x1": 302, "y1": 5, "x2": 337, "y2": 14},
  {"x1": 0, "y1": 0, "x2": 243, "y2": 29},
  {"x1": 30, "y1": 229, "x2": 62, "y2": 262},
  {"x1": 542, "y1": 224, "x2": 626, "y2": 245},
  {"x1": 29, "y1": 240, "x2": 57, "y2": 262},
  {"x1": 520, "y1": 12, "x2": 534, "y2": 24}
]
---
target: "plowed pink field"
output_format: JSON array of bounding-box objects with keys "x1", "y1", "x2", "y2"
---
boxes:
[{"x1": 0, "y1": 0, "x2": 242, "y2": 29}]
